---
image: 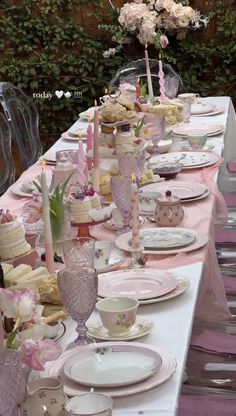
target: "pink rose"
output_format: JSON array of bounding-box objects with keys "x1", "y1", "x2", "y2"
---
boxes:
[{"x1": 160, "y1": 34, "x2": 169, "y2": 48}]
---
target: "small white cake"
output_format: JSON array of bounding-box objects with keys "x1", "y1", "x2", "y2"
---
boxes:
[
  {"x1": 0, "y1": 210, "x2": 31, "y2": 260},
  {"x1": 68, "y1": 188, "x2": 101, "y2": 224}
]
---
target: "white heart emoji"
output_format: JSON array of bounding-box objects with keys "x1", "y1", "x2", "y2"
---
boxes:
[
  {"x1": 64, "y1": 91, "x2": 72, "y2": 98},
  {"x1": 55, "y1": 90, "x2": 64, "y2": 98}
]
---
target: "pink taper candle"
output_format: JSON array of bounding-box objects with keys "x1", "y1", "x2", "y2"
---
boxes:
[
  {"x1": 86, "y1": 118, "x2": 93, "y2": 172},
  {"x1": 77, "y1": 140, "x2": 86, "y2": 187},
  {"x1": 41, "y1": 162, "x2": 55, "y2": 274},
  {"x1": 92, "y1": 100, "x2": 100, "y2": 192},
  {"x1": 131, "y1": 175, "x2": 141, "y2": 250},
  {"x1": 144, "y1": 44, "x2": 154, "y2": 100},
  {"x1": 158, "y1": 60, "x2": 166, "y2": 101}
]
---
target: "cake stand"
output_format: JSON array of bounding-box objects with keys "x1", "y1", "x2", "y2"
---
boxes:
[{"x1": 72, "y1": 217, "x2": 112, "y2": 239}]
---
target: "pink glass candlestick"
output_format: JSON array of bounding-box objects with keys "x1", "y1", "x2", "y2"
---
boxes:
[
  {"x1": 77, "y1": 140, "x2": 86, "y2": 187},
  {"x1": 158, "y1": 60, "x2": 166, "y2": 101},
  {"x1": 86, "y1": 119, "x2": 93, "y2": 172}
]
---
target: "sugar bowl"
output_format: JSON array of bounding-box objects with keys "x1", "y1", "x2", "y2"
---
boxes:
[{"x1": 154, "y1": 190, "x2": 184, "y2": 227}]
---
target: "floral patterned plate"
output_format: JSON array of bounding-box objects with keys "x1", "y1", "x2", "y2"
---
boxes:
[
  {"x1": 87, "y1": 316, "x2": 153, "y2": 341},
  {"x1": 139, "y1": 229, "x2": 196, "y2": 249}
]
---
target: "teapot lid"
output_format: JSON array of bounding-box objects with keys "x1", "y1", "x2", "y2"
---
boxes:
[{"x1": 157, "y1": 190, "x2": 181, "y2": 204}]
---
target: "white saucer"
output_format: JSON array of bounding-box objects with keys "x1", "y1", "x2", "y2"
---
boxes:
[
  {"x1": 95, "y1": 255, "x2": 125, "y2": 273},
  {"x1": 88, "y1": 316, "x2": 154, "y2": 341}
]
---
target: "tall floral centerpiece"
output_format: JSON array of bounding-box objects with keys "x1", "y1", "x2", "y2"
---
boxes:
[{"x1": 105, "y1": 0, "x2": 209, "y2": 54}]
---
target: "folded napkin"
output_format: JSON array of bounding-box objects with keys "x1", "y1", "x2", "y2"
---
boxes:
[
  {"x1": 226, "y1": 161, "x2": 236, "y2": 173},
  {"x1": 89, "y1": 204, "x2": 115, "y2": 222},
  {"x1": 178, "y1": 394, "x2": 236, "y2": 416},
  {"x1": 223, "y1": 193, "x2": 236, "y2": 208},
  {"x1": 222, "y1": 275, "x2": 236, "y2": 296},
  {"x1": 191, "y1": 329, "x2": 236, "y2": 355},
  {"x1": 214, "y1": 227, "x2": 236, "y2": 243}
]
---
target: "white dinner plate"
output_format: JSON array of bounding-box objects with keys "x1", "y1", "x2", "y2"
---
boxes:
[
  {"x1": 43, "y1": 152, "x2": 56, "y2": 163},
  {"x1": 139, "y1": 228, "x2": 196, "y2": 249},
  {"x1": 172, "y1": 123, "x2": 224, "y2": 137},
  {"x1": 192, "y1": 107, "x2": 224, "y2": 117},
  {"x1": 9, "y1": 183, "x2": 35, "y2": 198},
  {"x1": 98, "y1": 269, "x2": 177, "y2": 299},
  {"x1": 140, "y1": 181, "x2": 208, "y2": 200},
  {"x1": 79, "y1": 106, "x2": 102, "y2": 120},
  {"x1": 42, "y1": 341, "x2": 176, "y2": 397},
  {"x1": 61, "y1": 131, "x2": 87, "y2": 141},
  {"x1": 149, "y1": 152, "x2": 219, "y2": 169},
  {"x1": 63, "y1": 343, "x2": 162, "y2": 387},
  {"x1": 191, "y1": 103, "x2": 216, "y2": 115},
  {"x1": 115, "y1": 228, "x2": 208, "y2": 255}
]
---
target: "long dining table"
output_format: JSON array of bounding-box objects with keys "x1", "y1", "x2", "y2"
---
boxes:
[{"x1": 1, "y1": 96, "x2": 236, "y2": 416}]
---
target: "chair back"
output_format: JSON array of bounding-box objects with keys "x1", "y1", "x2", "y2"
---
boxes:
[
  {"x1": 0, "y1": 82, "x2": 43, "y2": 170},
  {"x1": 109, "y1": 58, "x2": 183, "y2": 99},
  {"x1": 0, "y1": 112, "x2": 15, "y2": 195}
]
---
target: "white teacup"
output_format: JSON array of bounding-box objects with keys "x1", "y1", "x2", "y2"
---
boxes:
[
  {"x1": 96, "y1": 296, "x2": 139, "y2": 335},
  {"x1": 65, "y1": 392, "x2": 113, "y2": 416},
  {"x1": 94, "y1": 241, "x2": 111, "y2": 269}
]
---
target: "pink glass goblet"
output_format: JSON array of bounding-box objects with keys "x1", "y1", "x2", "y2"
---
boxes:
[
  {"x1": 144, "y1": 114, "x2": 166, "y2": 154},
  {"x1": 178, "y1": 97, "x2": 194, "y2": 123},
  {"x1": 117, "y1": 150, "x2": 146, "y2": 181},
  {"x1": 110, "y1": 176, "x2": 132, "y2": 233},
  {"x1": 62, "y1": 237, "x2": 95, "y2": 270},
  {"x1": 58, "y1": 267, "x2": 98, "y2": 346}
]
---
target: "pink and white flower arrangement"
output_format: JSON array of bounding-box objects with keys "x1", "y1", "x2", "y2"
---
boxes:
[
  {"x1": 104, "y1": 0, "x2": 209, "y2": 54},
  {"x1": 0, "y1": 288, "x2": 61, "y2": 370}
]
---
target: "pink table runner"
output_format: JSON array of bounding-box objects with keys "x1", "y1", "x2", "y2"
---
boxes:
[{"x1": 0, "y1": 155, "x2": 231, "y2": 322}]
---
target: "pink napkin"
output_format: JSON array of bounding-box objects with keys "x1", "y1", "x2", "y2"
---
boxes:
[
  {"x1": 222, "y1": 275, "x2": 236, "y2": 296},
  {"x1": 178, "y1": 394, "x2": 236, "y2": 416},
  {"x1": 214, "y1": 226, "x2": 236, "y2": 243},
  {"x1": 223, "y1": 194, "x2": 236, "y2": 208},
  {"x1": 191, "y1": 329, "x2": 236, "y2": 355},
  {"x1": 226, "y1": 160, "x2": 236, "y2": 173}
]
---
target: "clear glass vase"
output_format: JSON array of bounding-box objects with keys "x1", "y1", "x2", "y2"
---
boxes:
[{"x1": 0, "y1": 347, "x2": 25, "y2": 416}]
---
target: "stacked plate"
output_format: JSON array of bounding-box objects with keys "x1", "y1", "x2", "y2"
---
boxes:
[
  {"x1": 140, "y1": 181, "x2": 211, "y2": 214},
  {"x1": 115, "y1": 227, "x2": 208, "y2": 255},
  {"x1": 149, "y1": 151, "x2": 219, "y2": 170},
  {"x1": 191, "y1": 103, "x2": 224, "y2": 117},
  {"x1": 42, "y1": 341, "x2": 177, "y2": 397},
  {"x1": 98, "y1": 268, "x2": 190, "y2": 305},
  {"x1": 172, "y1": 123, "x2": 224, "y2": 137}
]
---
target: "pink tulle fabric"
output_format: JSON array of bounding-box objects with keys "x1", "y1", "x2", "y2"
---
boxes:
[{"x1": 0, "y1": 155, "x2": 231, "y2": 322}]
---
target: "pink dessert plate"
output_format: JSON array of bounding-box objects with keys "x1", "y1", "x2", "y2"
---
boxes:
[
  {"x1": 115, "y1": 228, "x2": 208, "y2": 255},
  {"x1": 42, "y1": 341, "x2": 176, "y2": 397},
  {"x1": 140, "y1": 181, "x2": 208, "y2": 200},
  {"x1": 172, "y1": 123, "x2": 224, "y2": 137},
  {"x1": 98, "y1": 268, "x2": 178, "y2": 300},
  {"x1": 149, "y1": 152, "x2": 220, "y2": 170},
  {"x1": 139, "y1": 277, "x2": 190, "y2": 305}
]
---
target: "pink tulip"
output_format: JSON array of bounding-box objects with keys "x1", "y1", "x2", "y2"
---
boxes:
[
  {"x1": 0, "y1": 289, "x2": 37, "y2": 325},
  {"x1": 20, "y1": 339, "x2": 61, "y2": 371}
]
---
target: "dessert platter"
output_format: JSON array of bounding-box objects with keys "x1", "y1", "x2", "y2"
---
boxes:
[
  {"x1": 115, "y1": 227, "x2": 209, "y2": 255},
  {"x1": 87, "y1": 316, "x2": 154, "y2": 341},
  {"x1": 149, "y1": 151, "x2": 220, "y2": 169},
  {"x1": 42, "y1": 341, "x2": 177, "y2": 397},
  {"x1": 172, "y1": 123, "x2": 224, "y2": 137}
]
